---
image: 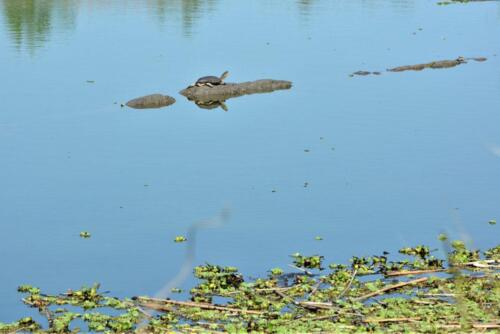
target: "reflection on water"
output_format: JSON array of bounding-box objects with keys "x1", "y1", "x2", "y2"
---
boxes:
[
  {"x1": 195, "y1": 99, "x2": 228, "y2": 111},
  {"x1": 147, "y1": 0, "x2": 219, "y2": 36},
  {"x1": 1, "y1": 0, "x2": 220, "y2": 52},
  {"x1": 1, "y1": 0, "x2": 76, "y2": 52},
  {"x1": 1, "y1": 0, "x2": 500, "y2": 324},
  {"x1": 2, "y1": 0, "x2": 424, "y2": 52}
]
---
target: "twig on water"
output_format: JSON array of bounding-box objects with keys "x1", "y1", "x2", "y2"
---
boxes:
[
  {"x1": 422, "y1": 293, "x2": 455, "y2": 298},
  {"x1": 299, "y1": 301, "x2": 335, "y2": 310},
  {"x1": 385, "y1": 269, "x2": 445, "y2": 277},
  {"x1": 336, "y1": 269, "x2": 358, "y2": 300},
  {"x1": 364, "y1": 317, "x2": 421, "y2": 323},
  {"x1": 355, "y1": 277, "x2": 428, "y2": 301},
  {"x1": 274, "y1": 289, "x2": 301, "y2": 307},
  {"x1": 134, "y1": 296, "x2": 264, "y2": 315},
  {"x1": 439, "y1": 321, "x2": 500, "y2": 330},
  {"x1": 288, "y1": 264, "x2": 314, "y2": 276},
  {"x1": 463, "y1": 259, "x2": 500, "y2": 269}
]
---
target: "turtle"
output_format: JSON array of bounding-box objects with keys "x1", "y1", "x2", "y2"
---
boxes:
[{"x1": 191, "y1": 71, "x2": 229, "y2": 88}]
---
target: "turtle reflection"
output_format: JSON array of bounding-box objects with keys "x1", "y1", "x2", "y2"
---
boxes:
[{"x1": 194, "y1": 99, "x2": 228, "y2": 112}]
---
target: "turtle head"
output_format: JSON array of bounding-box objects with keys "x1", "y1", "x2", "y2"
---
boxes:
[{"x1": 220, "y1": 71, "x2": 229, "y2": 81}]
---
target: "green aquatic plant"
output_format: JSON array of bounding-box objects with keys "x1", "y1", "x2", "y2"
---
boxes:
[
  {"x1": 174, "y1": 235, "x2": 187, "y2": 243},
  {"x1": 291, "y1": 253, "x2": 324, "y2": 270},
  {"x1": 79, "y1": 231, "x2": 91, "y2": 238},
  {"x1": 1, "y1": 236, "x2": 498, "y2": 333},
  {"x1": 448, "y1": 240, "x2": 480, "y2": 265},
  {"x1": 439, "y1": 233, "x2": 448, "y2": 241}
]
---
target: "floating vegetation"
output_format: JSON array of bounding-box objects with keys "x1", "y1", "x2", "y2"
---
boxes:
[
  {"x1": 1, "y1": 236, "x2": 498, "y2": 333},
  {"x1": 438, "y1": 233, "x2": 448, "y2": 241},
  {"x1": 79, "y1": 231, "x2": 91, "y2": 239},
  {"x1": 489, "y1": 220, "x2": 496, "y2": 225},
  {"x1": 174, "y1": 236, "x2": 187, "y2": 243}
]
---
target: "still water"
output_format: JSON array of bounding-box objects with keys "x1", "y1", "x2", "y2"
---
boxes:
[{"x1": 1, "y1": 0, "x2": 499, "y2": 321}]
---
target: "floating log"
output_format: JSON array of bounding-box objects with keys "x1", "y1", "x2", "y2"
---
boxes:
[
  {"x1": 387, "y1": 57, "x2": 486, "y2": 72},
  {"x1": 126, "y1": 94, "x2": 176, "y2": 109},
  {"x1": 179, "y1": 79, "x2": 292, "y2": 102}
]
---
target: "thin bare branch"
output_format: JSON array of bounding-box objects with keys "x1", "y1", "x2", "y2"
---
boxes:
[
  {"x1": 135, "y1": 296, "x2": 264, "y2": 315},
  {"x1": 337, "y1": 269, "x2": 358, "y2": 300},
  {"x1": 355, "y1": 277, "x2": 428, "y2": 301},
  {"x1": 385, "y1": 269, "x2": 445, "y2": 277}
]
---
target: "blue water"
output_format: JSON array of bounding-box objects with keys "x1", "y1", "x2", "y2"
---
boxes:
[{"x1": 1, "y1": 0, "x2": 499, "y2": 321}]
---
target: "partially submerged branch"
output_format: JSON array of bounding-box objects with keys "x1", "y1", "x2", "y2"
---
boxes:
[
  {"x1": 355, "y1": 277, "x2": 429, "y2": 301},
  {"x1": 387, "y1": 57, "x2": 486, "y2": 72},
  {"x1": 179, "y1": 79, "x2": 292, "y2": 102},
  {"x1": 134, "y1": 296, "x2": 264, "y2": 315}
]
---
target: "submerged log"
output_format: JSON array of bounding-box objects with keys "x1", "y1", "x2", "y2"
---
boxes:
[
  {"x1": 179, "y1": 79, "x2": 292, "y2": 102},
  {"x1": 126, "y1": 94, "x2": 176, "y2": 109},
  {"x1": 387, "y1": 56, "x2": 486, "y2": 72}
]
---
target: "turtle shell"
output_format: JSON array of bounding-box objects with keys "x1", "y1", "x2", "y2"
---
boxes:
[{"x1": 196, "y1": 76, "x2": 222, "y2": 85}]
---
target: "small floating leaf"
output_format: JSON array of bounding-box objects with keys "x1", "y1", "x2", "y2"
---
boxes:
[
  {"x1": 438, "y1": 233, "x2": 448, "y2": 241},
  {"x1": 80, "y1": 231, "x2": 91, "y2": 238},
  {"x1": 488, "y1": 220, "x2": 496, "y2": 225},
  {"x1": 270, "y1": 268, "x2": 283, "y2": 276},
  {"x1": 174, "y1": 236, "x2": 187, "y2": 243},
  {"x1": 315, "y1": 236, "x2": 323, "y2": 241}
]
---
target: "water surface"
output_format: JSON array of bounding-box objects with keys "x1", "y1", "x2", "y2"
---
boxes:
[{"x1": 1, "y1": 0, "x2": 499, "y2": 321}]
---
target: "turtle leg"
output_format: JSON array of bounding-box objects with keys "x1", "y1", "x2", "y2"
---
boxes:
[
  {"x1": 219, "y1": 102, "x2": 228, "y2": 112},
  {"x1": 206, "y1": 83, "x2": 214, "y2": 88}
]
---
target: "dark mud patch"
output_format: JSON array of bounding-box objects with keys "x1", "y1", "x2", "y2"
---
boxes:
[{"x1": 126, "y1": 94, "x2": 176, "y2": 109}]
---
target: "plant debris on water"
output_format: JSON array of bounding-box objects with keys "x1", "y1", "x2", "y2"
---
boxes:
[
  {"x1": 1, "y1": 235, "x2": 498, "y2": 333},
  {"x1": 174, "y1": 236, "x2": 188, "y2": 243},
  {"x1": 79, "y1": 231, "x2": 91, "y2": 239}
]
